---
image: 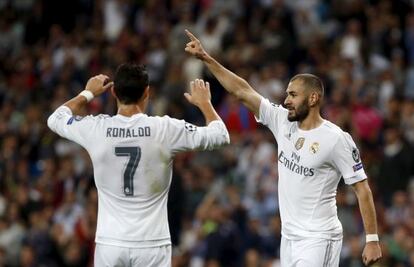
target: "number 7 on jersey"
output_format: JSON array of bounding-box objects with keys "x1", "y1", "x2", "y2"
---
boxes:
[{"x1": 115, "y1": 146, "x2": 141, "y2": 196}]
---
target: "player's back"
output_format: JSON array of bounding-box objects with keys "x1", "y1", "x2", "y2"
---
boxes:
[
  {"x1": 90, "y1": 113, "x2": 174, "y2": 247},
  {"x1": 48, "y1": 105, "x2": 229, "y2": 248}
]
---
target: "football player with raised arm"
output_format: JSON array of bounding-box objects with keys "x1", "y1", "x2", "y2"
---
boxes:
[
  {"x1": 184, "y1": 30, "x2": 382, "y2": 266},
  {"x1": 47, "y1": 63, "x2": 229, "y2": 266}
]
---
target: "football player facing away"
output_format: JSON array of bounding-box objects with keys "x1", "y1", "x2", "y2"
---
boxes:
[{"x1": 48, "y1": 63, "x2": 230, "y2": 266}]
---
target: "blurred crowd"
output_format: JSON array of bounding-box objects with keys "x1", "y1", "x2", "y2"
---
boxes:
[{"x1": 0, "y1": 0, "x2": 414, "y2": 266}]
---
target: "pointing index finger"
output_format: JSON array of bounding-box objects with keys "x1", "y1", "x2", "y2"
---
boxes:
[{"x1": 185, "y1": 29, "x2": 198, "y2": 41}]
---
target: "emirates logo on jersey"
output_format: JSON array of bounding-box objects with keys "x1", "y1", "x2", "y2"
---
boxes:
[
  {"x1": 278, "y1": 151, "x2": 315, "y2": 176},
  {"x1": 295, "y1": 137, "x2": 305, "y2": 150}
]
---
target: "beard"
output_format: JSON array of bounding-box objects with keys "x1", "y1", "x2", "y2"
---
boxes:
[{"x1": 287, "y1": 100, "x2": 310, "y2": 122}]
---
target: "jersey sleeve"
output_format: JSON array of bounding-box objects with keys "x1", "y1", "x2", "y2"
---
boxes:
[
  {"x1": 331, "y1": 132, "x2": 367, "y2": 185},
  {"x1": 47, "y1": 105, "x2": 97, "y2": 149},
  {"x1": 255, "y1": 97, "x2": 287, "y2": 138},
  {"x1": 161, "y1": 117, "x2": 230, "y2": 154}
]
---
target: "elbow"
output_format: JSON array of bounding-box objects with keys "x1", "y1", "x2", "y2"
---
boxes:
[
  {"x1": 224, "y1": 130, "x2": 230, "y2": 145},
  {"x1": 47, "y1": 113, "x2": 56, "y2": 132},
  {"x1": 353, "y1": 180, "x2": 372, "y2": 196},
  {"x1": 211, "y1": 128, "x2": 230, "y2": 148},
  {"x1": 217, "y1": 121, "x2": 230, "y2": 146},
  {"x1": 233, "y1": 78, "x2": 250, "y2": 101},
  {"x1": 205, "y1": 122, "x2": 230, "y2": 148},
  {"x1": 359, "y1": 188, "x2": 374, "y2": 201}
]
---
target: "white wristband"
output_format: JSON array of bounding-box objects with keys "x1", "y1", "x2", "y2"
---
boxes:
[
  {"x1": 366, "y1": 234, "x2": 379, "y2": 243},
  {"x1": 79, "y1": 90, "x2": 94, "y2": 102}
]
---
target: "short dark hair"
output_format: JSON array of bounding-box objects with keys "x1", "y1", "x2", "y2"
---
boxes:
[
  {"x1": 290, "y1": 73, "x2": 324, "y2": 98},
  {"x1": 114, "y1": 63, "x2": 149, "y2": 104}
]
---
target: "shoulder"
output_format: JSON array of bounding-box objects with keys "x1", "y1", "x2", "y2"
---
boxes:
[
  {"x1": 84, "y1": 113, "x2": 111, "y2": 120},
  {"x1": 323, "y1": 120, "x2": 356, "y2": 147},
  {"x1": 89, "y1": 113, "x2": 112, "y2": 123},
  {"x1": 261, "y1": 97, "x2": 287, "y2": 112},
  {"x1": 322, "y1": 120, "x2": 343, "y2": 135},
  {"x1": 66, "y1": 113, "x2": 110, "y2": 125},
  {"x1": 143, "y1": 115, "x2": 186, "y2": 129},
  {"x1": 155, "y1": 115, "x2": 181, "y2": 124},
  {"x1": 95, "y1": 114, "x2": 111, "y2": 120},
  {"x1": 259, "y1": 98, "x2": 288, "y2": 127}
]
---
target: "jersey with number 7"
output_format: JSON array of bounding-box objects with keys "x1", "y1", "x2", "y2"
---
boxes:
[{"x1": 48, "y1": 106, "x2": 229, "y2": 248}]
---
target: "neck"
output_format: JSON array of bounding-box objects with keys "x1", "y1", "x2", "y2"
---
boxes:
[
  {"x1": 117, "y1": 102, "x2": 144, "y2": 117},
  {"x1": 298, "y1": 110, "x2": 324, "y2": 130}
]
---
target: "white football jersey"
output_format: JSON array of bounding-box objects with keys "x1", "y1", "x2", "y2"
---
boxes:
[
  {"x1": 256, "y1": 98, "x2": 367, "y2": 240},
  {"x1": 48, "y1": 106, "x2": 229, "y2": 248}
]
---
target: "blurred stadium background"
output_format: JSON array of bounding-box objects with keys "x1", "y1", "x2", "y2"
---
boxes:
[{"x1": 0, "y1": 0, "x2": 413, "y2": 266}]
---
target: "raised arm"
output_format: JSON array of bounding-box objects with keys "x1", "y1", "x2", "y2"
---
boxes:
[
  {"x1": 47, "y1": 74, "x2": 114, "y2": 146},
  {"x1": 184, "y1": 79, "x2": 221, "y2": 125},
  {"x1": 60, "y1": 74, "x2": 113, "y2": 115},
  {"x1": 167, "y1": 78, "x2": 229, "y2": 153},
  {"x1": 184, "y1": 30, "x2": 262, "y2": 117},
  {"x1": 351, "y1": 180, "x2": 382, "y2": 266}
]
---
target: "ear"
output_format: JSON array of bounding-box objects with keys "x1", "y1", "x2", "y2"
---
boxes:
[
  {"x1": 309, "y1": 92, "x2": 319, "y2": 107},
  {"x1": 143, "y1": 86, "x2": 150, "y2": 100},
  {"x1": 110, "y1": 86, "x2": 116, "y2": 98}
]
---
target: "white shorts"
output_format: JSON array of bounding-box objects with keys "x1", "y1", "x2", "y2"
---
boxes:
[
  {"x1": 94, "y1": 243, "x2": 171, "y2": 267},
  {"x1": 280, "y1": 236, "x2": 342, "y2": 267}
]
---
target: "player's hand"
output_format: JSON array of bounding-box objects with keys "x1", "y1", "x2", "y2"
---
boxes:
[
  {"x1": 184, "y1": 79, "x2": 212, "y2": 108},
  {"x1": 85, "y1": 74, "x2": 114, "y2": 97},
  {"x1": 185, "y1": 29, "x2": 209, "y2": 61},
  {"x1": 362, "y1": 242, "x2": 382, "y2": 266}
]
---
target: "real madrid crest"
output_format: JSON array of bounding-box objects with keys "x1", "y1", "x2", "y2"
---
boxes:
[
  {"x1": 310, "y1": 142, "x2": 319, "y2": 154},
  {"x1": 295, "y1": 137, "x2": 305, "y2": 150}
]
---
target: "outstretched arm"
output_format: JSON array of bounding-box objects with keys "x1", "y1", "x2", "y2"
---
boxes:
[
  {"x1": 351, "y1": 180, "x2": 382, "y2": 266},
  {"x1": 185, "y1": 30, "x2": 262, "y2": 117}
]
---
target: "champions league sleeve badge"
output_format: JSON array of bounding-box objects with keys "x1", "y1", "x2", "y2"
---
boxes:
[
  {"x1": 352, "y1": 148, "x2": 360, "y2": 162},
  {"x1": 185, "y1": 122, "x2": 197, "y2": 132},
  {"x1": 352, "y1": 147, "x2": 363, "y2": 171}
]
